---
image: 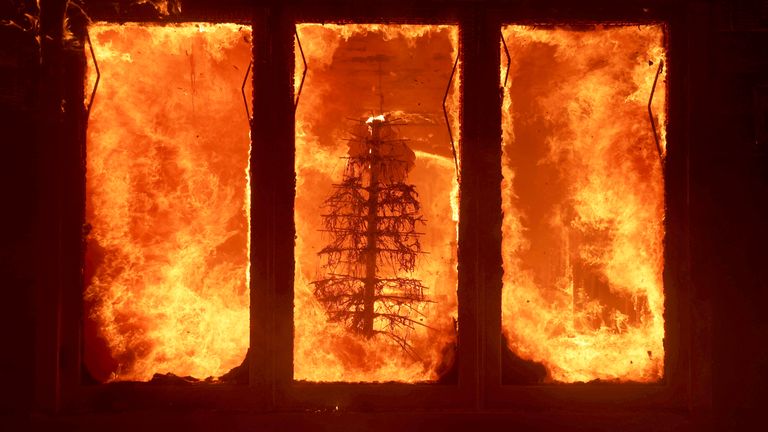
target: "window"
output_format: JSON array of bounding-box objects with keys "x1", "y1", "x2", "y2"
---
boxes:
[
  {"x1": 293, "y1": 23, "x2": 460, "y2": 383},
  {"x1": 499, "y1": 24, "x2": 667, "y2": 384},
  {"x1": 50, "y1": 2, "x2": 695, "y2": 413},
  {"x1": 84, "y1": 23, "x2": 252, "y2": 383}
]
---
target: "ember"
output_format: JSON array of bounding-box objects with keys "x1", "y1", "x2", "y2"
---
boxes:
[
  {"x1": 294, "y1": 24, "x2": 460, "y2": 382},
  {"x1": 500, "y1": 25, "x2": 667, "y2": 383},
  {"x1": 84, "y1": 23, "x2": 252, "y2": 382}
]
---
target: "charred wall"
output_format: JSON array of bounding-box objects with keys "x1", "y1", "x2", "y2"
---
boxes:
[
  {"x1": 0, "y1": 0, "x2": 40, "y2": 416},
  {"x1": 703, "y1": 2, "x2": 768, "y2": 428}
]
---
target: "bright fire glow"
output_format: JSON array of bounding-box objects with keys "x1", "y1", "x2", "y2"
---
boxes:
[
  {"x1": 294, "y1": 24, "x2": 460, "y2": 382},
  {"x1": 84, "y1": 23, "x2": 252, "y2": 382},
  {"x1": 500, "y1": 25, "x2": 667, "y2": 382},
  {"x1": 366, "y1": 114, "x2": 386, "y2": 124}
]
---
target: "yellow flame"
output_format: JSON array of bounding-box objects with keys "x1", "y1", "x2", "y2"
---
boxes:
[
  {"x1": 500, "y1": 25, "x2": 666, "y2": 383},
  {"x1": 294, "y1": 23, "x2": 460, "y2": 382},
  {"x1": 84, "y1": 23, "x2": 252, "y2": 381},
  {"x1": 366, "y1": 114, "x2": 386, "y2": 124}
]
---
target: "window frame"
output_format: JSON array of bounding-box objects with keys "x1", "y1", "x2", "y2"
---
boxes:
[
  {"x1": 45, "y1": 0, "x2": 706, "y2": 415},
  {"x1": 482, "y1": 4, "x2": 700, "y2": 409},
  {"x1": 267, "y1": 5, "x2": 477, "y2": 411},
  {"x1": 56, "y1": 5, "x2": 266, "y2": 412}
]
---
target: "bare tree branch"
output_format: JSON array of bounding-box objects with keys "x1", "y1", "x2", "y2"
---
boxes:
[{"x1": 311, "y1": 115, "x2": 430, "y2": 356}]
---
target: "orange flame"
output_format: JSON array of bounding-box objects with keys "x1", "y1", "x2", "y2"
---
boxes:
[
  {"x1": 84, "y1": 23, "x2": 252, "y2": 381},
  {"x1": 500, "y1": 25, "x2": 666, "y2": 382},
  {"x1": 294, "y1": 24, "x2": 460, "y2": 382}
]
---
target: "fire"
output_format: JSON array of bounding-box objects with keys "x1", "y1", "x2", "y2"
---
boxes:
[
  {"x1": 366, "y1": 114, "x2": 386, "y2": 124},
  {"x1": 294, "y1": 24, "x2": 460, "y2": 382},
  {"x1": 84, "y1": 23, "x2": 252, "y2": 381},
  {"x1": 500, "y1": 25, "x2": 667, "y2": 382}
]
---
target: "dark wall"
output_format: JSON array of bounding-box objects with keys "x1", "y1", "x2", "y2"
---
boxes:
[
  {"x1": 2, "y1": 0, "x2": 767, "y2": 430},
  {"x1": 0, "y1": 0, "x2": 41, "y2": 417},
  {"x1": 704, "y1": 13, "x2": 768, "y2": 430}
]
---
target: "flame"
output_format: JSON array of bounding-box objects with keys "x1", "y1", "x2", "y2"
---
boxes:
[
  {"x1": 84, "y1": 23, "x2": 252, "y2": 381},
  {"x1": 294, "y1": 24, "x2": 460, "y2": 382},
  {"x1": 366, "y1": 114, "x2": 386, "y2": 124},
  {"x1": 500, "y1": 25, "x2": 666, "y2": 382},
  {"x1": 132, "y1": 0, "x2": 182, "y2": 17}
]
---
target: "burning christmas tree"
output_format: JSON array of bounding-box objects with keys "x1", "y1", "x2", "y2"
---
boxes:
[{"x1": 312, "y1": 114, "x2": 430, "y2": 355}]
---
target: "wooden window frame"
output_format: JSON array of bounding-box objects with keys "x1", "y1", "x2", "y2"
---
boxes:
[{"x1": 38, "y1": 0, "x2": 708, "y2": 415}]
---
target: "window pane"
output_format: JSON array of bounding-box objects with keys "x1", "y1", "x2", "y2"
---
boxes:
[
  {"x1": 84, "y1": 23, "x2": 252, "y2": 382},
  {"x1": 500, "y1": 25, "x2": 666, "y2": 383},
  {"x1": 294, "y1": 24, "x2": 460, "y2": 382}
]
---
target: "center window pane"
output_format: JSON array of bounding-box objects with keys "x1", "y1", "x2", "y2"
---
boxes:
[{"x1": 293, "y1": 23, "x2": 460, "y2": 382}]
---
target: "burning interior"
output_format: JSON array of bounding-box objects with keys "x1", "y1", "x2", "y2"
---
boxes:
[
  {"x1": 293, "y1": 24, "x2": 460, "y2": 383},
  {"x1": 79, "y1": 18, "x2": 666, "y2": 388},
  {"x1": 9, "y1": 0, "x2": 737, "y2": 424},
  {"x1": 499, "y1": 25, "x2": 667, "y2": 383},
  {"x1": 83, "y1": 23, "x2": 252, "y2": 382}
]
